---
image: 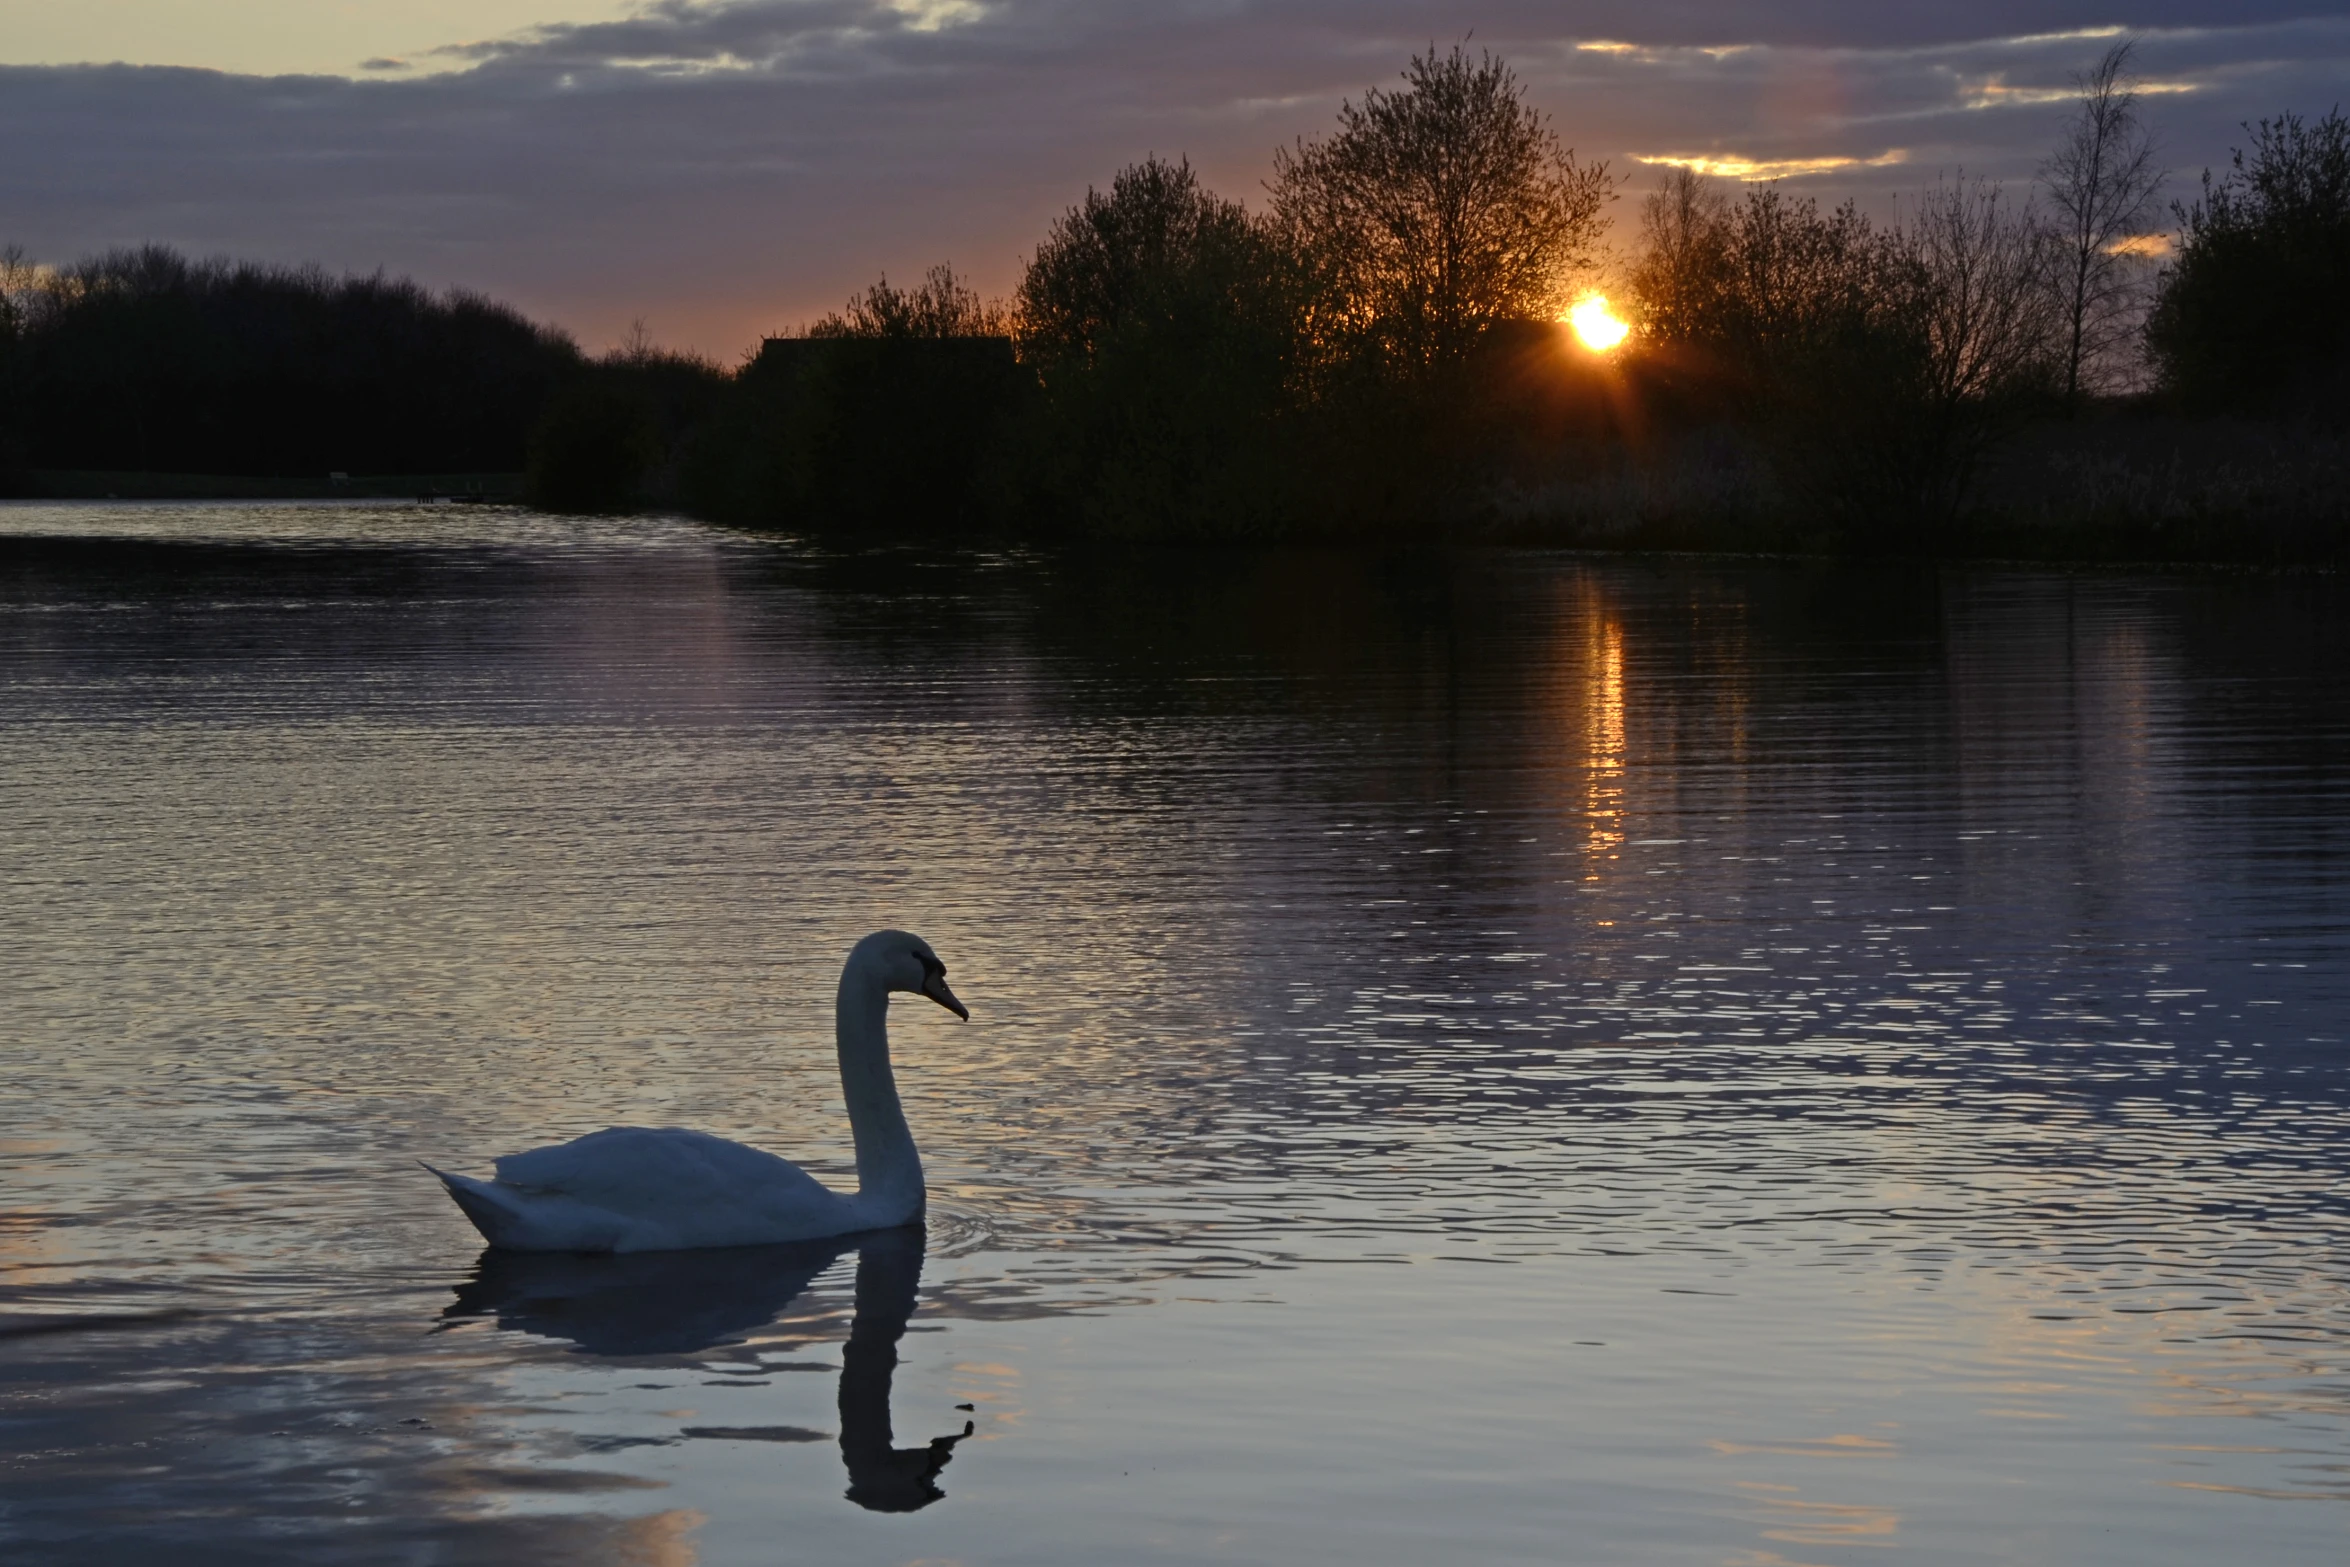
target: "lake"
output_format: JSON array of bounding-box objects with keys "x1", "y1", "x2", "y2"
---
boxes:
[{"x1": 2, "y1": 502, "x2": 2346, "y2": 1566}]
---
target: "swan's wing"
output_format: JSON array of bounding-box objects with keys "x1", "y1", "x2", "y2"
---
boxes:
[{"x1": 494, "y1": 1126, "x2": 835, "y2": 1220}]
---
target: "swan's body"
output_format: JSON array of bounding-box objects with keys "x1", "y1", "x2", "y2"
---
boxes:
[{"x1": 429, "y1": 930, "x2": 965, "y2": 1253}]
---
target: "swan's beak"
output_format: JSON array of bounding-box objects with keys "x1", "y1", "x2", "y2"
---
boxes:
[{"x1": 921, "y1": 975, "x2": 969, "y2": 1021}]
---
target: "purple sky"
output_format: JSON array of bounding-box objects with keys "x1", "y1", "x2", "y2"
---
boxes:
[{"x1": 5, "y1": 3, "x2": 2345, "y2": 357}]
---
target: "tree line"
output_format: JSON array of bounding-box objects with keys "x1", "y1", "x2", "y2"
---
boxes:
[
  {"x1": 0, "y1": 245, "x2": 579, "y2": 484},
  {"x1": 5, "y1": 43, "x2": 2345, "y2": 548}
]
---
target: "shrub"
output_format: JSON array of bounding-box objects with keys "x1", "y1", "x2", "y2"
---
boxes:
[{"x1": 525, "y1": 382, "x2": 658, "y2": 513}]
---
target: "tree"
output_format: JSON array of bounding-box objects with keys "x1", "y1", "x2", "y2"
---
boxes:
[
  {"x1": 0, "y1": 246, "x2": 35, "y2": 489},
  {"x1": 525, "y1": 380, "x2": 659, "y2": 513},
  {"x1": 811, "y1": 264, "x2": 1006, "y2": 339},
  {"x1": 684, "y1": 261, "x2": 1026, "y2": 530},
  {"x1": 1627, "y1": 176, "x2": 2054, "y2": 534},
  {"x1": 1016, "y1": 156, "x2": 1275, "y2": 366},
  {"x1": 1015, "y1": 156, "x2": 1304, "y2": 535},
  {"x1": 1628, "y1": 167, "x2": 1732, "y2": 347},
  {"x1": 1891, "y1": 177, "x2": 2063, "y2": 516},
  {"x1": 11, "y1": 244, "x2": 580, "y2": 476},
  {"x1": 2038, "y1": 41, "x2": 2165, "y2": 403},
  {"x1": 1269, "y1": 45, "x2": 1615, "y2": 369},
  {"x1": 2148, "y1": 107, "x2": 2350, "y2": 414},
  {"x1": 0, "y1": 245, "x2": 36, "y2": 342}
]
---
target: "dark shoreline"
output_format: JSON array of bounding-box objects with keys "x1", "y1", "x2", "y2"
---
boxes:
[
  {"x1": 10, "y1": 469, "x2": 523, "y2": 502},
  {"x1": 4, "y1": 500, "x2": 2331, "y2": 580}
]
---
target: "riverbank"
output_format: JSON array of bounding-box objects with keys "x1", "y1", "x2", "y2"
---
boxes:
[
  {"x1": 6, "y1": 436, "x2": 2340, "y2": 571},
  {"x1": 1467, "y1": 410, "x2": 2350, "y2": 567}
]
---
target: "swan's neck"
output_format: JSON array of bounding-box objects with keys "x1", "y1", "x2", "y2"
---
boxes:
[{"x1": 836, "y1": 968, "x2": 923, "y2": 1220}]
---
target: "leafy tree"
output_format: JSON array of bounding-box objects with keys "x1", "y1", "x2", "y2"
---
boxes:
[
  {"x1": 1270, "y1": 46, "x2": 1615, "y2": 370},
  {"x1": 1016, "y1": 156, "x2": 1303, "y2": 535},
  {"x1": 2039, "y1": 40, "x2": 2165, "y2": 403},
  {"x1": 1017, "y1": 157, "x2": 1279, "y2": 363},
  {"x1": 2148, "y1": 107, "x2": 2350, "y2": 414}
]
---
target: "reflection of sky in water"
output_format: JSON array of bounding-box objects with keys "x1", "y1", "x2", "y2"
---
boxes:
[{"x1": 1, "y1": 502, "x2": 2347, "y2": 1563}]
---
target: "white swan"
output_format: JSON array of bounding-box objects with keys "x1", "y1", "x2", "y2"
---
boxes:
[{"x1": 427, "y1": 930, "x2": 966, "y2": 1253}]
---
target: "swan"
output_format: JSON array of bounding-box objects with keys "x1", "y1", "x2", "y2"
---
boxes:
[{"x1": 426, "y1": 930, "x2": 965, "y2": 1253}]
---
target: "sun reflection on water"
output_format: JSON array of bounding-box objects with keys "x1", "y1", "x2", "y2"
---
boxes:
[{"x1": 1585, "y1": 614, "x2": 1628, "y2": 865}]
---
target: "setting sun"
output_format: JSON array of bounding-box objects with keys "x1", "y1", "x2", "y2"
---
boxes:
[{"x1": 1566, "y1": 295, "x2": 1629, "y2": 352}]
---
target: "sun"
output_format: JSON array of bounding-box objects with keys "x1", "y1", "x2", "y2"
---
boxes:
[{"x1": 1565, "y1": 295, "x2": 1629, "y2": 353}]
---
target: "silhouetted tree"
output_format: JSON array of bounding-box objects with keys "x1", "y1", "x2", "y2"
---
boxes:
[
  {"x1": 1889, "y1": 176, "x2": 2063, "y2": 519},
  {"x1": 1628, "y1": 176, "x2": 2055, "y2": 535},
  {"x1": 2148, "y1": 107, "x2": 2350, "y2": 415},
  {"x1": 812, "y1": 265, "x2": 1008, "y2": 339},
  {"x1": 683, "y1": 263, "x2": 1027, "y2": 531},
  {"x1": 526, "y1": 381, "x2": 658, "y2": 513},
  {"x1": 524, "y1": 332, "x2": 726, "y2": 513},
  {"x1": 1270, "y1": 46, "x2": 1615, "y2": 372},
  {"x1": 1627, "y1": 168, "x2": 1733, "y2": 350},
  {"x1": 0, "y1": 246, "x2": 34, "y2": 491},
  {"x1": 2039, "y1": 40, "x2": 2165, "y2": 403},
  {"x1": 1016, "y1": 156, "x2": 1304, "y2": 535}
]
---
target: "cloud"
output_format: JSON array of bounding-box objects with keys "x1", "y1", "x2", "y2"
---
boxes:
[
  {"x1": 1634, "y1": 149, "x2": 1910, "y2": 181},
  {"x1": 1, "y1": 3, "x2": 2344, "y2": 355},
  {"x1": 1958, "y1": 73, "x2": 2203, "y2": 109}
]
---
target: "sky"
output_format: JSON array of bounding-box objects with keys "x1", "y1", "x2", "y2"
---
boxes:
[{"x1": 3, "y1": 2, "x2": 2346, "y2": 357}]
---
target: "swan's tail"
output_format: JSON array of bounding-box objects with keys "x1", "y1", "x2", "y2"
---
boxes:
[{"x1": 423, "y1": 1162, "x2": 531, "y2": 1249}]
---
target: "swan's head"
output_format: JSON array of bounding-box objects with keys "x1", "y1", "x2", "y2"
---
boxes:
[{"x1": 856, "y1": 930, "x2": 969, "y2": 1021}]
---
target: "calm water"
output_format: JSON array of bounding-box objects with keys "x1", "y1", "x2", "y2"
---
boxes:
[{"x1": 3, "y1": 502, "x2": 2348, "y2": 1566}]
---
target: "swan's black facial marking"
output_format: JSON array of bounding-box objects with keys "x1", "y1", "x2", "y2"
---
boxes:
[{"x1": 911, "y1": 948, "x2": 968, "y2": 1020}]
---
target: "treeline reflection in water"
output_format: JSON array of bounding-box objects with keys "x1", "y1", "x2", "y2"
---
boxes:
[{"x1": 0, "y1": 503, "x2": 2346, "y2": 1565}]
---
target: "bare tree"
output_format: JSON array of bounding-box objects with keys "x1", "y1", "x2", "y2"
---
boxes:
[
  {"x1": 1894, "y1": 176, "x2": 2063, "y2": 517},
  {"x1": 810, "y1": 264, "x2": 1006, "y2": 339},
  {"x1": 2038, "y1": 40, "x2": 2165, "y2": 402},
  {"x1": 1628, "y1": 166, "x2": 1731, "y2": 343},
  {"x1": 1270, "y1": 46, "x2": 1615, "y2": 367},
  {"x1": 0, "y1": 246, "x2": 45, "y2": 341},
  {"x1": 1906, "y1": 177, "x2": 2062, "y2": 411}
]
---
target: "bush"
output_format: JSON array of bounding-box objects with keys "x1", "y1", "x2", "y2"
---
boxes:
[{"x1": 525, "y1": 382, "x2": 659, "y2": 513}]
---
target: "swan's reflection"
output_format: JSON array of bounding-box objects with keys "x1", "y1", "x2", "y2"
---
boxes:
[{"x1": 443, "y1": 1224, "x2": 972, "y2": 1511}]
